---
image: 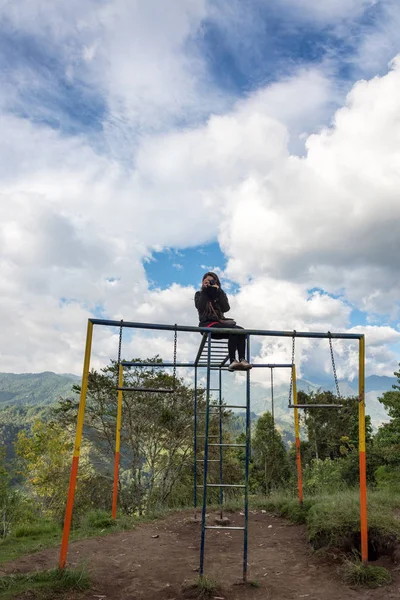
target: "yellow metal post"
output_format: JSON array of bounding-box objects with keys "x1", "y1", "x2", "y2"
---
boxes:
[
  {"x1": 112, "y1": 364, "x2": 124, "y2": 519},
  {"x1": 59, "y1": 320, "x2": 93, "y2": 569},
  {"x1": 292, "y1": 365, "x2": 303, "y2": 504},
  {"x1": 358, "y1": 335, "x2": 368, "y2": 564}
]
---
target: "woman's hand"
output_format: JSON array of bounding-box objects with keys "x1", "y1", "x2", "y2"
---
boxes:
[{"x1": 203, "y1": 276, "x2": 219, "y2": 289}]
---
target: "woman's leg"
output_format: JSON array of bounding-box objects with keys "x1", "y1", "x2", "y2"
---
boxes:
[
  {"x1": 209, "y1": 324, "x2": 236, "y2": 362},
  {"x1": 230, "y1": 326, "x2": 245, "y2": 360},
  {"x1": 209, "y1": 324, "x2": 249, "y2": 367}
]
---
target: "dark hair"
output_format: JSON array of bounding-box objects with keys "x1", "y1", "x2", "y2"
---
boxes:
[{"x1": 202, "y1": 271, "x2": 221, "y2": 286}]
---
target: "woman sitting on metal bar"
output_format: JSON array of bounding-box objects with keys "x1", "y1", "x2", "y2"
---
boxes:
[{"x1": 194, "y1": 271, "x2": 252, "y2": 372}]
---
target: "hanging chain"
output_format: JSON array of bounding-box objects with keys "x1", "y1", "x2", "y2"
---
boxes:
[
  {"x1": 117, "y1": 320, "x2": 123, "y2": 365},
  {"x1": 288, "y1": 331, "x2": 296, "y2": 405},
  {"x1": 172, "y1": 325, "x2": 177, "y2": 390},
  {"x1": 328, "y1": 332, "x2": 341, "y2": 399}
]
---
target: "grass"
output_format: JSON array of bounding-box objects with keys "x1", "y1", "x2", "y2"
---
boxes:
[
  {"x1": 239, "y1": 489, "x2": 400, "y2": 560},
  {"x1": 0, "y1": 566, "x2": 90, "y2": 599},
  {"x1": 0, "y1": 506, "x2": 174, "y2": 565},
  {"x1": 343, "y1": 559, "x2": 392, "y2": 588},
  {"x1": 183, "y1": 575, "x2": 220, "y2": 599}
]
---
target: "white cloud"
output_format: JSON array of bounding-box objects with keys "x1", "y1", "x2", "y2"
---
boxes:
[{"x1": 2, "y1": 0, "x2": 400, "y2": 381}]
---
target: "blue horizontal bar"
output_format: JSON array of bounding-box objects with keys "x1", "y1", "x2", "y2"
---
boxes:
[{"x1": 89, "y1": 319, "x2": 363, "y2": 340}]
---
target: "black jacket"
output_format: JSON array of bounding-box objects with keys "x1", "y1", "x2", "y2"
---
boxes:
[{"x1": 194, "y1": 287, "x2": 230, "y2": 326}]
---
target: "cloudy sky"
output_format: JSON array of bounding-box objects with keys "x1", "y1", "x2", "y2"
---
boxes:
[{"x1": 2, "y1": 0, "x2": 400, "y2": 384}]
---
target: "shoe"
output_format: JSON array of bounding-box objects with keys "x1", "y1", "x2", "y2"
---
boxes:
[
  {"x1": 228, "y1": 359, "x2": 242, "y2": 371},
  {"x1": 239, "y1": 359, "x2": 252, "y2": 370}
]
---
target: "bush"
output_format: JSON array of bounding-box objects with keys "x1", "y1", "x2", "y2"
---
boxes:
[
  {"x1": 303, "y1": 458, "x2": 345, "y2": 496},
  {"x1": 375, "y1": 466, "x2": 400, "y2": 493}
]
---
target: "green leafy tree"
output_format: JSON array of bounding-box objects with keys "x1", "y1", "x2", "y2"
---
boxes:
[
  {"x1": 56, "y1": 359, "x2": 235, "y2": 513},
  {"x1": 374, "y1": 364, "x2": 400, "y2": 466},
  {"x1": 300, "y1": 390, "x2": 372, "y2": 464},
  {"x1": 251, "y1": 412, "x2": 290, "y2": 494},
  {"x1": 15, "y1": 421, "x2": 103, "y2": 522}
]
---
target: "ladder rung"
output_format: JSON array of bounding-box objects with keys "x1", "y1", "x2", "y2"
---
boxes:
[
  {"x1": 197, "y1": 459, "x2": 220, "y2": 462},
  {"x1": 206, "y1": 484, "x2": 245, "y2": 488},
  {"x1": 205, "y1": 526, "x2": 245, "y2": 530},
  {"x1": 209, "y1": 443, "x2": 246, "y2": 447},
  {"x1": 288, "y1": 404, "x2": 343, "y2": 409}
]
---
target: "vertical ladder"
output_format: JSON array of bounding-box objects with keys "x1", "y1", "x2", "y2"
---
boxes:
[
  {"x1": 198, "y1": 332, "x2": 251, "y2": 582},
  {"x1": 194, "y1": 337, "x2": 229, "y2": 517}
]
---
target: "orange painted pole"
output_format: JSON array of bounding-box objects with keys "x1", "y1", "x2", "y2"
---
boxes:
[
  {"x1": 112, "y1": 363, "x2": 123, "y2": 519},
  {"x1": 59, "y1": 320, "x2": 93, "y2": 569},
  {"x1": 292, "y1": 365, "x2": 303, "y2": 504},
  {"x1": 359, "y1": 335, "x2": 368, "y2": 564}
]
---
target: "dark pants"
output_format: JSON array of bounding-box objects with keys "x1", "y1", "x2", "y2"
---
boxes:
[{"x1": 208, "y1": 323, "x2": 246, "y2": 362}]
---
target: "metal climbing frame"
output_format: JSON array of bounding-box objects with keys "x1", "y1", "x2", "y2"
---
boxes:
[
  {"x1": 58, "y1": 320, "x2": 368, "y2": 575},
  {"x1": 193, "y1": 333, "x2": 293, "y2": 581}
]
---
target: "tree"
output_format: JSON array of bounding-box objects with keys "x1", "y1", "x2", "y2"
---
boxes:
[
  {"x1": 15, "y1": 420, "x2": 103, "y2": 522},
  {"x1": 251, "y1": 412, "x2": 290, "y2": 494},
  {"x1": 55, "y1": 359, "x2": 215, "y2": 513},
  {"x1": 300, "y1": 390, "x2": 372, "y2": 464},
  {"x1": 374, "y1": 364, "x2": 400, "y2": 466}
]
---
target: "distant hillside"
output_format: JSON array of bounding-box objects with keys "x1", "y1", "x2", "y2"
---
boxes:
[
  {"x1": 0, "y1": 372, "x2": 79, "y2": 407},
  {"x1": 220, "y1": 374, "x2": 397, "y2": 430},
  {"x1": 0, "y1": 371, "x2": 396, "y2": 465},
  {"x1": 0, "y1": 372, "x2": 80, "y2": 466}
]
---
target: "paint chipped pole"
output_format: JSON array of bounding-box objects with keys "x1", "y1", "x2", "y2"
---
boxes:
[
  {"x1": 243, "y1": 334, "x2": 251, "y2": 582},
  {"x1": 359, "y1": 335, "x2": 368, "y2": 564},
  {"x1": 292, "y1": 364, "x2": 303, "y2": 505},
  {"x1": 59, "y1": 320, "x2": 93, "y2": 569},
  {"x1": 112, "y1": 363, "x2": 124, "y2": 519}
]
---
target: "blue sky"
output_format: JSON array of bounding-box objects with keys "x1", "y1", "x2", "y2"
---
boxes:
[{"x1": 2, "y1": 0, "x2": 400, "y2": 376}]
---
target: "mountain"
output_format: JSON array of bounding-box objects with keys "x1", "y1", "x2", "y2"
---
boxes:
[
  {"x1": 0, "y1": 372, "x2": 80, "y2": 407},
  {"x1": 219, "y1": 374, "x2": 397, "y2": 430},
  {"x1": 0, "y1": 370, "x2": 396, "y2": 464}
]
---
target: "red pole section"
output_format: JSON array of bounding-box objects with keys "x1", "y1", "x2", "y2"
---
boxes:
[
  {"x1": 359, "y1": 336, "x2": 368, "y2": 564},
  {"x1": 59, "y1": 320, "x2": 93, "y2": 569}
]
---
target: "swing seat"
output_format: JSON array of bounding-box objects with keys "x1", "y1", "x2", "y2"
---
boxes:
[
  {"x1": 288, "y1": 403, "x2": 343, "y2": 409},
  {"x1": 116, "y1": 386, "x2": 175, "y2": 394}
]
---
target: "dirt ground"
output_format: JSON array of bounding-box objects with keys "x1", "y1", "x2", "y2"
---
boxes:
[{"x1": 2, "y1": 510, "x2": 400, "y2": 600}]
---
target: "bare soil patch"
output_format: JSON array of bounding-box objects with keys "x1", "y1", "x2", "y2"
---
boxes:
[{"x1": 2, "y1": 510, "x2": 400, "y2": 599}]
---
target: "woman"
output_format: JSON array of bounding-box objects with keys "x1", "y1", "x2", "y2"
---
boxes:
[{"x1": 194, "y1": 271, "x2": 252, "y2": 371}]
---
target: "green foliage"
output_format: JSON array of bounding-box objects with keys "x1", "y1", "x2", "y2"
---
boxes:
[
  {"x1": 251, "y1": 412, "x2": 291, "y2": 494},
  {"x1": 375, "y1": 465, "x2": 400, "y2": 492},
  {"x1": 343, "y1": 559, "x2": 392, "y2": 588},
  {"x1": 303, "y1": 458, "x2": 346, "y2": 495},
  {"x1": 0, "y1": 566, "x2": 90, "y2": 599},
  {"x1": 299, "y1": 390, "x2": 372, "y2": 462}
]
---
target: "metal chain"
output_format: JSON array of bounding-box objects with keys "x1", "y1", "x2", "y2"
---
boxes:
[
  {"x1": 288, "y1": 331, "x2": 296, "y2": 405},
  {"x1": 328, "y1": 332, "x2": 341, "y2": 399},
  {"x1": 117, "y1": 320, "x2": 123, "y2": 364},
  {"x1": 173, "y1": 325, "x2": 177, "y2": 391}
]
